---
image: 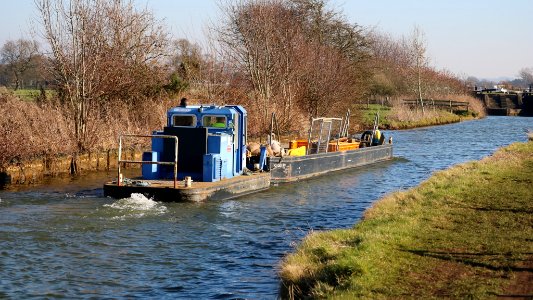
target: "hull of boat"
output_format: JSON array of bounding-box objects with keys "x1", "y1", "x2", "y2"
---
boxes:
[{"x1": 269, "y1": 144, "x2": 393, "y2": 183}]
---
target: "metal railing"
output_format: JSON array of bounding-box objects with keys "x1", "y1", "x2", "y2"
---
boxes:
[
  {"x1": 117, "y1": 134, "x2": 178, "y2": 188},
  {"x1": 306, "y1": 117, "x2": 343, "y2": 155}
]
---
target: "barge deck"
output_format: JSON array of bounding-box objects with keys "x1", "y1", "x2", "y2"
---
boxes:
[{"x1": 103, "y1": 172, "x2": 270, "y2": 202}]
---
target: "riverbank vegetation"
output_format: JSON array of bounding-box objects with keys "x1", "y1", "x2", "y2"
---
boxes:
[
  {"x1": 360, "y1": 94, "x2": 482, "y2": 130},
  {"x1": 279, "y1": 141, "x2": 533, "y2": 298},
  {"x1": 1, "y1": 0, "x2": 486, "y2": 176},
  {"x1": 363, "y1": 105, "x2": 463, "y2": 130},
  {"x1": 0, "y1": 87, "x2": 167, "y2": 169}
]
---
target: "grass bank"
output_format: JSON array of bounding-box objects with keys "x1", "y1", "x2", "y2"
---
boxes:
[
  {"x1": 360, "y1": 104, "x2": 479, "y2": 130},
  {"x1": 12, "y1": 88, "x2": 56, "y2": 102},
  {"x1": 279, "y1": 141, "x2": 533, "y2": 299}
]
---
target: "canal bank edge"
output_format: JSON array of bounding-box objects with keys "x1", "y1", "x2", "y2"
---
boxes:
[
  {"x1": 383, "y1": 114, "x2": 478, "y2": 130},
  {"x1": 379, "y1": 112, "x2": 480, "y2": 130},
  {"x1": 0, "y1": 149, "x2": 142, "y2": 186},
  {"x1": 279, "y1": 141, "x2": 533, "y2": 299},
  {"x1": 0, "y1": 111, "x2": 480, "y2": 187}
]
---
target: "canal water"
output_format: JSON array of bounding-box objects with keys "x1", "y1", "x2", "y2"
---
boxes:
[{"x1": 0, "y1": 116, "x2": 531, "y2": 299}]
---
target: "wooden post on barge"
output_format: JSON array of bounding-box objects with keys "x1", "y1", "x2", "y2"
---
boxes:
[
  {"x1": 174, "y1": 139, "x2": 178, "y2": 189},
  {"x1": 117, "y1": 136, "x2": 122, "y2": 186}
]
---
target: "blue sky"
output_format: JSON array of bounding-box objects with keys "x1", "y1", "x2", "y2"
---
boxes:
[{"x1": 1, "y1": 0, "x2": 531, "y2": 79}]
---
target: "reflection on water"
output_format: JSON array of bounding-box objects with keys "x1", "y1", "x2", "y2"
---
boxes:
[{"x1": 0, "y1": 117, "x2": 531, "y2": 298}]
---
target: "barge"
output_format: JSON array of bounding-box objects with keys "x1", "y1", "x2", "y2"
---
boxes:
[
  {"x1": 103, "y1": 104, "x2": 392, "y2": 202},
  {"x1": 269, "y1": 144, "x2": 392, "y2": 183},
  {"x1": 267, "y1": 114, "x2": 393, "y2": 183}
]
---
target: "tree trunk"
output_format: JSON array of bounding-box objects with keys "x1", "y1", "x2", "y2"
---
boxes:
[
  {"x1": 13, "y1": 71, "x2": 20, "y2": 90},
  {"x1": 417, "y1": 67, "x2": 424, "y2": 114},
  {"x1": 70, "y1": 155, "x2": 78, "y2": 175}
]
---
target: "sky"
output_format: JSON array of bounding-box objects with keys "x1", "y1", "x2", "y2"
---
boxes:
[{"x1": 1, "y1": 0, "x2": 532, "y2": 80}]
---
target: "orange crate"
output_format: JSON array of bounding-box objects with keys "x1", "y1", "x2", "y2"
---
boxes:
[
  {"x1": 290, "y1": 139, "x2": 310, "y2": 149},
  {"x1": 328, "y1": 141, "x2": 360, "y2": 152}
]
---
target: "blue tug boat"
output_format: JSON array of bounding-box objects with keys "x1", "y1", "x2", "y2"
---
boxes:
[{"x1": 103, "y1": 104, "x2": 270, "y2": 202}]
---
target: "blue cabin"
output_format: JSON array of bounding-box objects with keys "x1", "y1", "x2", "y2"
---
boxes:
[{"x1": 142, "y1": 105, "x2": 247, "y2": 182}]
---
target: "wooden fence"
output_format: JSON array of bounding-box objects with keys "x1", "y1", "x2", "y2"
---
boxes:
[{"x1": 402, "y1": 99, "x2": 469, "y2": 112}]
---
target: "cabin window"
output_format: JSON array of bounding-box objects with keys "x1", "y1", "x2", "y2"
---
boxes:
[
  {"x1": 203, "y1": 115, "x2": 227, "y2": 128},
  {"x1": 172, "y1": 115, "x2": 196, "y2": 127}
]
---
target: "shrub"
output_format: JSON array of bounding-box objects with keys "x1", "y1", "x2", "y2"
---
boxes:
[
  {"x1": 0, "y1": 92, "x2": 73, "y2": 168},
  {"x1": 0, "y1": 90, "x2": 176, "y2": 170}
]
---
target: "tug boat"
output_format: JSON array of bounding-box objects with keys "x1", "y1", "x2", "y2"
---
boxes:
[{"x1": 103, "y1": 104, "x2": 270, "y2": 202}]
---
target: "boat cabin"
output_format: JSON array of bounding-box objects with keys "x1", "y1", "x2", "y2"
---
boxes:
[{"x1": 142, "y1": 105, "x2": 247, "y2": 182}]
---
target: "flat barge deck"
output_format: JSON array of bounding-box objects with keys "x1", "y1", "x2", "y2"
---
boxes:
[{"x1": 103, "y1": 172, "x2": 270, "y2": 202}]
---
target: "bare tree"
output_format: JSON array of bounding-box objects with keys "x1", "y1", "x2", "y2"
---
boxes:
[
  {"x1": 519, "y1": 67, "x2": 533, "y2": 87},
  {"x1": 197, "y1": 48, "x2": 234, "y2": 103},
  {"x1": 405, "y1": 25, "x2": 428, "y2": 113},
  {"x1": 291, "y1": 0, "x2": 370, "y2": 63},
  {"x1": 213, "y1": 0, "x2": 369, "y2": 135},
  {"x1": 215, "y1": 0, "x2": 295, "y2": 130},
  {"x1": 164, "y1": 39, "x2": 205, "y2": 95},
  {"x1": 171, "y1": 39, "x2": 203, "y2": 83},
  {"x1": 0, "y1": 39, "x2": 39, "y2": 90},
  {"x1": 370, "y1": 32, "x2": 412, "y2": 85},
  {"x1": 36, "y1": 0, "x2": 170, "y2": 153}
]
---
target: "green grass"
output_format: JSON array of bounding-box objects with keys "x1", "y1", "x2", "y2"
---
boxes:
[
  {"x1": 13, "y1": 88, "x2": 55, "y2": 102},
  {"x1": 359, "y1": 104, "x2": 392, "y2": 126},
  {"x1": 358, "y1": 104, "x2": 479, "y2": 130},
  {"x1": 13, "y1": 89, "x2": 41, "y2": 101},
  {"x1": 280, "y1": 141, "x2": 533, "y2": 299},
  {"x1": 384, "y1": 112, "x2": 473, "y2": 130}
]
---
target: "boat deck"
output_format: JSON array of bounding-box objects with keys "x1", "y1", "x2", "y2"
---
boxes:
[{"x1": 103, "y1": 172, "x2": 271, "y2": 202}]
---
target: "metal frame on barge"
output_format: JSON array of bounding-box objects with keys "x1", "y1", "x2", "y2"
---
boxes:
[{"x1": 267, "y1": 112, "x2": 393, "y2": 183}]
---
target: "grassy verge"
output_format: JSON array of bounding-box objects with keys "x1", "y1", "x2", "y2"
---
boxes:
[
  {"x1": 360, "y1": 104, "x2": 393, "y2": 126},
  {"x1": 13, "y1": 88, "x2": 55, "y2": 101},
  {"x1": 279, "y1": 141, "x2": 533, "y2": 299},
  {"x1": 359, "y1": 104, "x2": 479, "y2": 130},
  {"x1": 13, "y1": 89, "x2": 41, "y2": 101}
]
